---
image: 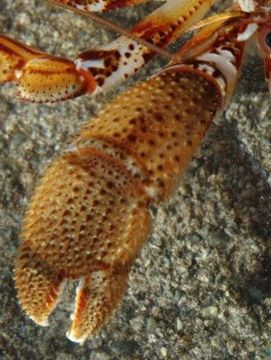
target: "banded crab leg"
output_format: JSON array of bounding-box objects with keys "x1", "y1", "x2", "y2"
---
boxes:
[
  {"x1": 0, "y1": 0, "x2": 216, "y2": 102},
  {"x1": 14, "y1": 9, "x2": 261, "y2": 343},
  {"x1": 235, "y1": 0, "x2": 271, "y2": 93},
  {"x1": 256, "y1": 9, "x2": 271, "y2": 93},
  {"x1": 51, "y1": 0, "x2": 151, "y2": 12}
]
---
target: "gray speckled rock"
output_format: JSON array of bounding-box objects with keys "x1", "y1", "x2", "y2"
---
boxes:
[{"x1": 0, "y1": 1, "x2": 270, "y2": 359}]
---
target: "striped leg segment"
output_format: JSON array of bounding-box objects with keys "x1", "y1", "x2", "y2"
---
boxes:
[
  {"x1": 131, "y1": 0, "x2": 216, "y2": 46},
  {"x1": 257, "y1": 20, "x2": 271, "y2": 94},
  {"x1": 51, "y1": 0, "x2": 149, "y2": 12},
  {"x1": 76, "y1": 0, "x2": 216, "y2": 92}
]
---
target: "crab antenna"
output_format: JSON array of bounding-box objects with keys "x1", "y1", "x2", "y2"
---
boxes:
[{"x1": 46, "y1": 0, "x2": 174, "y2": 61}]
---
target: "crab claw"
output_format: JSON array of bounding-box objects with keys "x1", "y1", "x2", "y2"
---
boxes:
[
  {"x1": 17, "y1": 56, "x2": 96, "y2": 102},
  {"x1": 0, "y1": 34, "x2": 96, "y2": 102},
  {"x1": 14, "y1": 147, "x2": 151, "y2": 341},
  {"x1": 15, "y1": 247, "x2": 129, "y2": 340}
]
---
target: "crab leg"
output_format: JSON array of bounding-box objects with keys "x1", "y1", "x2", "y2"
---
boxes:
[
  {"x1": 256, "y1": 13, "x2": 271, "y2": 93},
  {"x1": 75, "y1": 0, "x2": 216, "y2": 93},
  {"x1": 0, "y1": 0, "x2": 215, "y2": 102},
  {"x1": 50, "y1": 0, "x2": 150, "y2": 12}
]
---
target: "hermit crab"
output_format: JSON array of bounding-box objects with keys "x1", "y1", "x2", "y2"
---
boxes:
[{"x1": 0, "y1": 0, "x2": 270, "y2": 344}]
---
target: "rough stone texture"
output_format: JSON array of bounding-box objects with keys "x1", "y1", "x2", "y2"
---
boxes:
[{"x1": 0, "y1": 0, "x2": 270, "y2": 359}]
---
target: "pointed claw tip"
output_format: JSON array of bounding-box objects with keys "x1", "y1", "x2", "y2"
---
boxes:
[
  {"x1": 66, "y1": 330, "x2": 86, "y2": 344},
  {"x1": 29, "y1": 315, "x2": 49, "y2": 327}
]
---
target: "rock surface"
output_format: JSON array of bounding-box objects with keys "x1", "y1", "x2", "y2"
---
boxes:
[{"x1": 0, "y1": 0, "x2": 270, "y2": 359}]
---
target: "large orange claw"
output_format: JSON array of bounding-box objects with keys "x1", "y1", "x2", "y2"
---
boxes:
[
  {"x1": 15, "y1": 60, "x2": 223, "y2": 341},
  {"x1": 15, "y1": 147, "x2": 151, "y2": 340}
]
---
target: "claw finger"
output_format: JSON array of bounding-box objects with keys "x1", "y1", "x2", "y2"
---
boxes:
[
  {"x1": 14, "y1": 243, "x2": 66, "y2": 326},
  {"x1": 0, "y1": 34, "x2": 43, "y2": 83},
  {"x1": 67, "y1": 269, "x2": 129, "y2": 343},
  {"x1": 17, "y1": 56, "x2": 95, "y2": 102},
  {"x1": 0, "y1": 34, "x2": 96, "y2": 102}
]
